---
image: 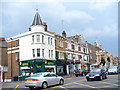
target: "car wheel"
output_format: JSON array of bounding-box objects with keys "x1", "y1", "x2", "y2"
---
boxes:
[
  {"x1": 83, "y1": 73, "x2": 85, "y2": 76},
  {"x1": 29, "y1": 86, "x2": 34, "y2": 89},
  {"x1": 99, "y1": 76, "x2": 103, "y2": 81},
  {"x1": 105, "y1": 75, "x2": 107, "y2": 79},
  {"x1": 42, "y1": 82, "x2": 48, "y2": 89},
  {"x1": 87, "y1": 78, "x2": 90, "y2": 81},
  {"x1": 59, "y1": 79, "x2": 64, "y2": 85}
]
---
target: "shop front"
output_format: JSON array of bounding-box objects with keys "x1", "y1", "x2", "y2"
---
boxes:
[
  {"x1": 74, "y1": 60, "x2": 81, "y2": 70},
  {"x1": 66, "y1": 60, "x2": 74, "y2": 74},
  {"x1": 18, "y1": 59, "x2": 56, "y2": 81},
  {"x1": 56, "y1": 60, "x2": 67, "y2": 75}
]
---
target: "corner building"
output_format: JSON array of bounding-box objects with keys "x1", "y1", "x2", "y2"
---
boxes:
[{"x1": 7, "y1": 11, "x2": 56, "y2": 81}]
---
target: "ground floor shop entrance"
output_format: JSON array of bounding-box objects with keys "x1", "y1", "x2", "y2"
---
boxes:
[{"x1": 18, "y1": 59, "x2": 56, "y2": 81}]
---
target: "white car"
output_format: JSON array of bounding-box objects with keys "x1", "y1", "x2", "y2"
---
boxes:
[
  {"x1": 25, "y1": 72, "x2": 64, "y2": 89},
  {"x1": 108, "y1": 66, "x2": 119, "y2": 74}
]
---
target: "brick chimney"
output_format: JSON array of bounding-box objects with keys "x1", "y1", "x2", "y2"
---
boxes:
[
  {"x1": 62, "y1": 31, "x2": 66, "y2": 38},
  {"x1": 99, "y1": 45, "x2": 102, "y2": 49},
  {"x1": 43, "y1": 22, "x2": 47, "y2": 31}
]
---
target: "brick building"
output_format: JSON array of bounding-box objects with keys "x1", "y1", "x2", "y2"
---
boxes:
[
  {"x1": 0, "y1": 38, "x2": 8, "y2": 82},
  {"x1": 55, "y1": 31, "x2": 89, "y2": 75}
]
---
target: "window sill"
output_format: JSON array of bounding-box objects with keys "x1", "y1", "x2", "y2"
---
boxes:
[{"x1": 31, "y1": 43, "x2": 45, "y2": 44}]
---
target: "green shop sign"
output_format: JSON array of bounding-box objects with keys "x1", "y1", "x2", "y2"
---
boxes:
[
  {"x1": 45, "y1": 60, "x2": 56, "y2": 65},
  {"x1": 20, "y1": 61, "x2": 28, "y2": 66}
]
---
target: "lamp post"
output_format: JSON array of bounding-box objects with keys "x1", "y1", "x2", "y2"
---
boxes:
[{"x1": 10, "y1": 38, "x2": 13, "y2": 81}]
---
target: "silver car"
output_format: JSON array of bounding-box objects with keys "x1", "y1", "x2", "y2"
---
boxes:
[{"x1": 25, "y1": 72, "x2": 64, "y2": 89}]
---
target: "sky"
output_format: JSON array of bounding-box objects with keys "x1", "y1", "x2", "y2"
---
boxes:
[{"x1": 0, "y1": 0, "x2": 118, "y2": 57}]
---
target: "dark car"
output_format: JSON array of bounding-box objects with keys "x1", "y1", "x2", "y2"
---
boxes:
[
  {"x1": 86, "y1": 68, "x2": 107, "y2": 81},
  {"x1": 75, "y1": 70, "x2": 90, "y2": 77}
]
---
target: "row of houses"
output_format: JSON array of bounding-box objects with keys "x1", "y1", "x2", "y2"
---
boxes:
[{"x1": 0, "y1": 11, "x2": 118, "y2": 82}]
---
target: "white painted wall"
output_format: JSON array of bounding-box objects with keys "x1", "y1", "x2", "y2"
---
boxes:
[{"x1": 8, "y1": 25, "x2": 56, "y2": 61}]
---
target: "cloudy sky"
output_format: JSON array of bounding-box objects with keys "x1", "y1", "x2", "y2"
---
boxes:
[{"x1": 0, "y1": 0, "x2": 118, "y2": 57}]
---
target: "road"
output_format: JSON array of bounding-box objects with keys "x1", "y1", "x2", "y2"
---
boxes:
[{"x1": 2, "y1": 74, "x2": 120, "y2": 90}]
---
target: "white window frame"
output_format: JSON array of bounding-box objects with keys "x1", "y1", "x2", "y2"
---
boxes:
[
  {"x1": 32, "y1": 49, "x2": 35, "y2": 57},
  {"x1": 37, "y1": 48, "x2": 40, "y2": 57},
  {"x1": 32, "y1": 35, "x2": 34, "y2": 43},
  {"x1": 42, "y1": 35, "x2": 44, "y2": 43},
  {"x1": 42, "y1": 49, "x2": 44, "y2": 57},
  {"x1": 37, "y1": 35, "x2": 40, "y2": 43}
]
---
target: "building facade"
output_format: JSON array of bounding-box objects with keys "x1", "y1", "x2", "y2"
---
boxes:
[
  {"x1": 7, "y1": 11, "x2": 56, "y2": 81},
  {"x1": 55, "y1": 31, "x2": 89, "y2": 75},
  {"x1": 87, "y1": 42, "x2": 102, "y2": 69},
  {"x1": 0, "y1": 38, "x2": 8, "y2": 82}
]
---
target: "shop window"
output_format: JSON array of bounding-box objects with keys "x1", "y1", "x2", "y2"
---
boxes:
[{"x1": 37, "y1": 49, "x2": 40, "y2": 57}]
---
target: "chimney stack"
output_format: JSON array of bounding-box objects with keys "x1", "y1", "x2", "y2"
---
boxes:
[
  {"x1": 94, "y1": 42, "x2": 98, "y2": 47},
  {"x1": 43, "y1": 22, "x2": 47, "y2": 31},
  {"x1": 62, "y1": 31, "x2": 66, "y2": 38},
  {"x1": 99, "y1": 45, "x2": 102, "y2": 49}
]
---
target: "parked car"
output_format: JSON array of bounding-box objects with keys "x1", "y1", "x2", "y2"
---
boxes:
[
  {"x1": 25, "y1": 72, "x2": 64, "y2": 89},
  {"x1": 75, "y1": 69, "x2": 90, "y2": 77},
  {"x1": 86, "y1": 68, "x2": 107, "y2": 81},
  {"x1": 108, "y1": 66, "x2": 120, "y2": 74},
  {"x1": 101, "y1": 67, "x2": 109, "y2": 74}
]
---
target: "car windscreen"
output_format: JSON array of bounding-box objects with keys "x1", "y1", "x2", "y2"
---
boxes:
[
  {"x1": 31, "y1": 73, "x2": 42, "y2": 77},
  {"x1": 109, "y1": 66, "x2": 117, "y2": 69},
  {"x1": 90, "y1": 69, "x2": 101, "y2": 73}
]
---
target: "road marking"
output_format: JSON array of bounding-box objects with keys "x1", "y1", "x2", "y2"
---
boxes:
[
  {"x1": 65, "y1": 78, "x2": 73, "y2": 80},
  {"x1": 50, "y1": 79, "x2": 86, "y2": 89},
  {"x1": 62, "y1": 79, "x2": 86, "y2": 86},
  {"x1": 99, "y1": 82, "x2": 118, "y2": 86},
  {"x1": 59, "y1": 86, "x2": 69, "y2": 90},
  {"x1": 97, "y1": 84, "x2": 118, "y2": 88},
  {"x1": 74, "y1": 82, "x2": 102, "y2": 90},
  {"x1": 14, "y1": 85, "x2": 19, "y2": 90}
]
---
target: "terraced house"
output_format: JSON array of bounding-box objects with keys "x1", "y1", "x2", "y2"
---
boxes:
[{"x1": 55, "y1": 31, "x2": 89, "y2": 75}]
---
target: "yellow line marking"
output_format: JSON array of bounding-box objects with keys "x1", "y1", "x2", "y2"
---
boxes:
[
  {"x1": 74, "y1": 82, "x2": 102, "y2": 90},
  {"x1": 50, "y1": 79, "x2": 86, "y2": 89},
  {"x1": 59, "y1": 86, "x2": 69, "y2": 90},
  {"x1": 97, "y1": 84, "x2": 119, "y2": 88},
  {"x1": 65, "y1": 78, "x2": 73, "y2": 80},
  {"x1": 62, "y1": 79, "x2": 86, "y2": 86},
  {"x1": 99, "y1": 82, "x2": 118, "y2": 86},
  {"x1": 14, "y1": 85, "x2": 19, "y2": 90}
]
